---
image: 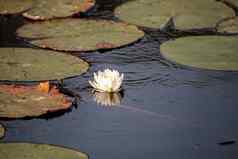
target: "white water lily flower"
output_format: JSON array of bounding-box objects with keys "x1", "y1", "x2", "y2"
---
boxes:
[{"x1": 89, "y1": 69, "x2": 124, "y2": 93}]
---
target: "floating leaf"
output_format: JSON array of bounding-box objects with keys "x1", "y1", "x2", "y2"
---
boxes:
[
  {"x1": 23, "y1": 0, "x2": 95, "y2": 20},
  {"x1": 160, "y1": 36, "x2": 238, "y2": 70},
  {"x1": 0, "y1": 47, "x2": 89, "y2": 81},
  {"x1": 115, "y1": 0, "x2": 234, "y2": 30},
  {"x1": 0, "y1": 84, "x2": 72, "y2": 118},
  {"x1": 0, "y1": 0, "x2": 32, "y2": 15},
  {"x1": 0, "y1": 143, "x2": 88, "y2": 159},
  {"x1": 17, "y1": 19, "x2": 144, "y2": 52},
  {"x1": 217, "y1": 17, "x2": 238, "y2": 34},
  {"x1": 0, "y1": 124, "x2": 4, "y2": 138}
]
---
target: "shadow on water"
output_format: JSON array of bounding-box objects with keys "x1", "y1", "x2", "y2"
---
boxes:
[
  {"x1": 1, "y1": 0, "x2": 238, "y2": 159},
  {"x1": 0, "y1": 15, "x2": 27, "y2": 47}
]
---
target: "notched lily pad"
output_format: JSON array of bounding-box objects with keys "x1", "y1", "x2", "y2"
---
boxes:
[
  {"x1": 115, "y1": 0, "x2": 234, "y2": 30},
  {"x1": 17, "y1": 19, "x2": 144, "y2": 52},
  {"x1": 23, "y1": 0, "x2": 95, "y2": 20},
  {"x1": 0, "y1": 47, "x2": 89, "y2": 81},
  {"x1": 0, "y1": 143, "x2": 88, "y2": 159},
  {"x1": 0, "y1": 124, "x2": 4, "y2": 138},
  {"x1": 160, "y1": 36, "x2": 238, "y2": 70},
  {"x1": 0, "y1": 0, "x2": 33, "y2": 15},
  {"x1": 217, "y1": 17, "x2": 238, "y2": 34},
  {"x1": 0, "y1": 84, "x2": 72, "y2": 118}
]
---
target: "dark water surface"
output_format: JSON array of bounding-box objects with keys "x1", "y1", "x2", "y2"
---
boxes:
[{"x1": 1, "y1": 1, "x2": 238, "y2": 159}]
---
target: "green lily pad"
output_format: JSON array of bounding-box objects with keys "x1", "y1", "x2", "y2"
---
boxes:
[
  {"x1": 0, "y1": 0, "x2": 33, "y2": 15},
  {"x1": 17, "y1": 19, "x2": 144, "y2": 52},
  {"x1": 217, "y1": 17, "x2": 238, "y2": 34},
  {"x1": 0, "y1": 47, "x2": 89, "y2": 81},
  {"x1": 0, "y1": 143, "x2": 88, "y2": 159},
  {"x1": 23, "y1": 0, "x2": 95, "y2": 20},
  {"x1": 0, "y1": 84, "x2": 72, "y2": 118},
  {"x1": 115, "y1": 0, "x2": 234, "y2": 30},
  {"x1": 0, "y1": 124, "x2": 4, "y2": 138},
  {"x1": 160, "y1": 36, "x2": 238, "y2": 70}
]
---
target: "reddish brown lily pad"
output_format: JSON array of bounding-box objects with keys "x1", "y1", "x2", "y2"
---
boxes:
[
  {"x1": 0, "y1": 84, "x2": 72, "y2": 118},
  {"x1": 23, "y1": 0, "x2": 95, "y2": 20},
  {"x1": 0, "y1": 0, "x2": 33, "y2": 15},
  {"x1": 17, "y1": 19, "x2": 144, "y2": 52}
]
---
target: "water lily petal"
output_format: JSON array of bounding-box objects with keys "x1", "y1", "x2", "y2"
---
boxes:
[{"x1": 89, "y1": 69, "x2": 123, "y2": 93}]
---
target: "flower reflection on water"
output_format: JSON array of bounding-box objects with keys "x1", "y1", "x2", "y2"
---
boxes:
[{"x1": 92, "y1": 91, "x2": 123, "y2": 107}]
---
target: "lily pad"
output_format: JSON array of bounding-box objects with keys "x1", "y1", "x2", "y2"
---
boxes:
[
  {"x1": 217, "y1": 17, "x2": 238, "y2": 34},
  {"x1": 0, "y1": 84, "x2": 72, "y2": 118},
  {"x1": 160, "y1": 36, "x2": 238, "y2": 70},
  {"x1": 0, "y1": 143, "x2": 88, "y2": 159},
  {"x1": 0, "y1": 0, "x2": 32, "y2": 15},
  {"x1": 115, "y1": 0, "x2": 234, "y2": 30},
  {"x1": 23, "y1": 0, "x2": 95, "y2": 20},
  {"x1": 0, "y1": 124, "x2": 4, "y2": 138},
  {"x1": 17, "y1": 19, "x2": 144, "y2": 52},
  {"x1": 0, "y1": 47, "x2": 89, "y2": 81}
]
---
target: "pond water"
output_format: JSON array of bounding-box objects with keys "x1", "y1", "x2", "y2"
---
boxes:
[{"x1": 1, "y1": 0, "x2": 238, "y2": 159}]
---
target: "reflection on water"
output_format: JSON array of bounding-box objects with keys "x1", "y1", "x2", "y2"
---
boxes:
[
  {"x1": 92, "y1": 91, "x2": 123, "y2": 106},
  {"x1": 1, "y1": 0, "x2": 238, "y2": 159}
]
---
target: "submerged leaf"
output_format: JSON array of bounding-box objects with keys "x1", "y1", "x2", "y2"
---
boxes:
[
  {"x1": 0, "y1": 143, "x2": 88, "y2": 159},
  {"x1": 160, "y1": 36, "x2": 238, "y2": 70},
  {"x1": 0, "y1": 84, "x2": 72, "y2": 118},
  {"x1": 17, "y1": 19, "x2": 144, "y2": 52},
  {"x1": 0, "y1": 47, "x2": 89, "y2": 81}
]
